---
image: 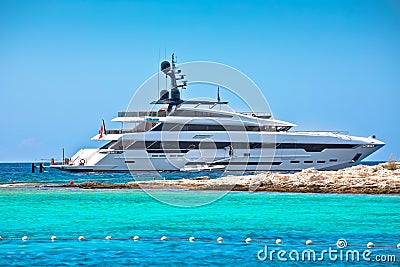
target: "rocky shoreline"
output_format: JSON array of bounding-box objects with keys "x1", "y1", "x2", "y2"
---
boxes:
[
  {"x1": 2, "y1": 163, "x2": 399, "y2": 194},
  {"x1": 55, "y1": 163, "x2": 400, "y2": 194}
]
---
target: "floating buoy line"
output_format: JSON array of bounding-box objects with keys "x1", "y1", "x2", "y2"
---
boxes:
[{"x1": 0, "y1": 235, "x2": 398, "y2": 249}]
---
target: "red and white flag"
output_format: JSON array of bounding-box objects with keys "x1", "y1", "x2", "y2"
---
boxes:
[{"x1": 98, "y1": 119, "x2": 106, "y2": 140}]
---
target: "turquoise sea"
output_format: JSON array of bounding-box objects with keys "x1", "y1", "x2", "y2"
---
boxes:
[{"x1": 0, "y1": 163, "x2": 399, "y2": 266}]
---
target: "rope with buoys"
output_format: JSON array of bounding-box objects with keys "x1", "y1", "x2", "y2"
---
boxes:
[{"x1": 0, "y1": 236, "x2": 399, "y2": 249}]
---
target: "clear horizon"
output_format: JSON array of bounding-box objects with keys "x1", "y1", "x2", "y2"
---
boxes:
[{"x1": 1, "y1": 0, "x2": 399, "y2": 162}]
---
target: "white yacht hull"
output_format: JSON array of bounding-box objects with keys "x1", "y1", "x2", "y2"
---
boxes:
[{"x1": 52, "y1": 131, "x2": 384, "y2": 172}]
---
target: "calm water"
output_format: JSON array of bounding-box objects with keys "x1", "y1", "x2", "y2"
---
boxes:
[{"x1": 0, "y1": 163, "x2": 399, "y2": 266}]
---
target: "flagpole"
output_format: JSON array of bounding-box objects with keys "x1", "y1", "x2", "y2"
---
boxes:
[{"x1": 98, "y1": 119, "x2": 106, "y2": 141}]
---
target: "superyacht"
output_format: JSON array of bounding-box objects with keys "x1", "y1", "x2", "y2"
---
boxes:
[{"x1": 51, "y1": 56, "x2": 384, "y2": 172}]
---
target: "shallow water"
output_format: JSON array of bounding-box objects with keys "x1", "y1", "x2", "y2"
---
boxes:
[
  {"x1": 0, "y1": 162, "x2": 227, "y2": 184},
  {"x1": 0, "y1": 163, "x2": 399, "y2": 266}
]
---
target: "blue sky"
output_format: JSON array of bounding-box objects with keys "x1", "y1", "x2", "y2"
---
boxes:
[{"x1": 0, "y1": 0, "x2": 399, "y2": 162}]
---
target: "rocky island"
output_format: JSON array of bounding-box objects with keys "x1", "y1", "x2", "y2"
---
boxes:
[{"x1": 56, "y1": 162, "x2": 400, "y2": 194}]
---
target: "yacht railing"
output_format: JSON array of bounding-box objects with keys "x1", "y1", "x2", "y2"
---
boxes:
[
  {"x1": 240, "y1": 112, "x2": 272, "y2": 119},
  {"x1": 290, "y1": 130, "x2": 349, "y2": 135},
  {"x1": 105, "y1": 128, "x2": 153, "y2": 134},
  {"x1": 117, "y1": 110, "x2": 272, "y2": 119},
  {"x1": 105, "y1": 129, "x2": 128, "y2": 134},
  {"x1": 117, "y1": 111, "x2": 167, "y2": 117}
]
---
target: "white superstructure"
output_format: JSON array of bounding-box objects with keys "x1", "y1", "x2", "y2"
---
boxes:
[{"x1": 51, "y1": 56, "x2": 384, "y2": 172}]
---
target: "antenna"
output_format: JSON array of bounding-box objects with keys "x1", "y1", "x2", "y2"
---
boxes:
[
  {"x1": 157, "y1": 48, "x2": 160, "y2": 98},
  {"x1": 172, "y1": 53, "x2": 179, "y2": 97},
  {"x1": 217, "y1": 86, "x2": 221, "y2": 110}
]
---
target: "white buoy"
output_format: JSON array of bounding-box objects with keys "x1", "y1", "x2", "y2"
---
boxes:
[
  {"x1": 245, "y1": 237, "x2": 252, "y2": 243},
  {"x1": 217, "y1": 237, "x2": 223, "y2": 243},
  {"x1": 397, "y1": 243, "x2": 400, "y2": 249},
  {"x1": 305, "y1": 240, "x2": 313, "y2": 245},
  {"x1": 105, "y1": 236, "x2": 112, "y2": 240},
  {"x1": 161, "y1": 236, "x2": 167, "y2": 241},
  {"x1": 189, "y1": 236, "x2": 195, "y2": 242},
  {"x1": 22, "y1": 236, "x2": 28, "y2": 241},
  {"x1": 276, "y1": 238, "x2": 283, "y2": 245},
  {"x1": 0, "y1": 236, "x2": 2, "y2": 241},
  {"x1": 78, "y1": 236, "x2": 85, "y2": 241},
  {"x1": 51, "y1": 236, "x2": 57, "y2": 241},
  {"x1": 133, "y1": 236, "x2": 140, "y2": 241},
  {"x1": 367, "y1": 242, "x2": 374, "y2": 248}
]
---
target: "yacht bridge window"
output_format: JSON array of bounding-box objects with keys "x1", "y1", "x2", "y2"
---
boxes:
[
  {"x1": 151, "y1": 123, "x2": 281, "y2": 132},
  {"x1": 276, "y1": 126, "x2": 292, "y2": 132},
  {"x1": 100, "y1": 140, "x2": 117, "y2": 149},
  {"x1": 170, "y1": 110, "x2": 232, "y2": 118}
]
